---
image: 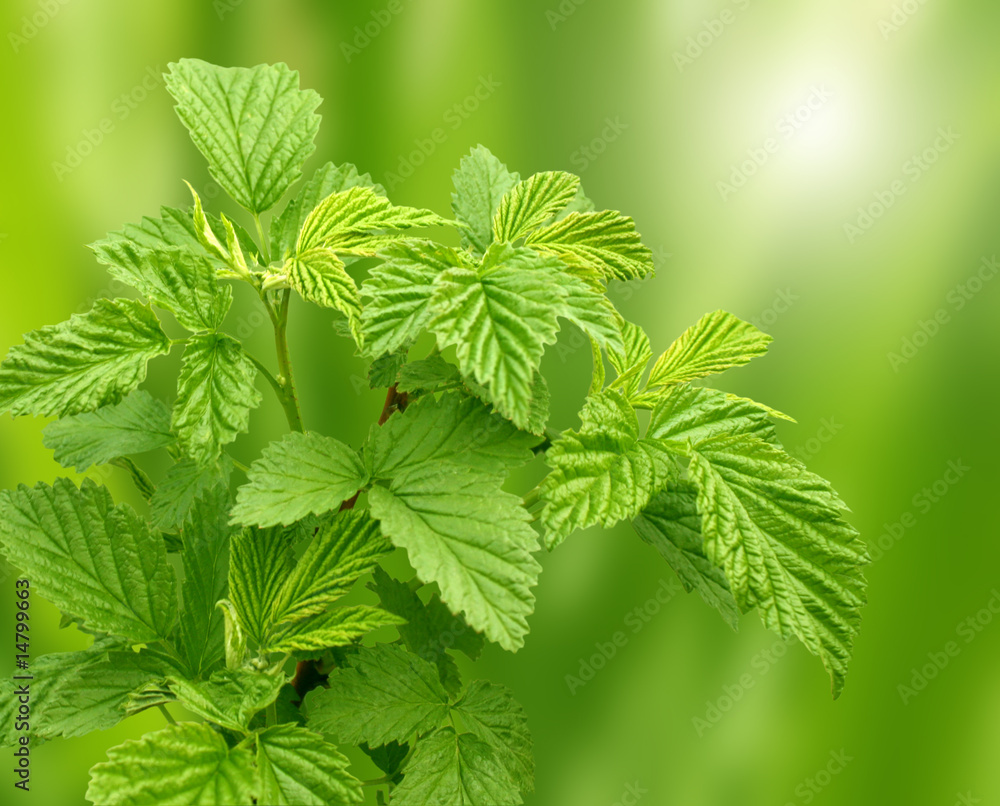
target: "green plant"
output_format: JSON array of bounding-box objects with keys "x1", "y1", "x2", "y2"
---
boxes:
[{"x1": 0, "y1": 59, "x2": 868, "y2": 805}]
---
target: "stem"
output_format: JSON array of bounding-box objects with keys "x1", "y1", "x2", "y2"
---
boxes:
[
  {"x1": 362, "y1": 774, "x2": 393, "y2": 787},
  {"x1": 522, "y1": 487, "x2": 541, "y2": 511},
  {"x1": 245, "y1": 351, "x2": 285, "y2": 400},
  {"x1": 270, "y1": 289, "x2": 305, "y2": 433},
  {"x1": 157, "y1": 704, "x2": 177, "y2": 725},
  {"x1": 252, "y1": 212, "x2": 271, "y2": 266}
]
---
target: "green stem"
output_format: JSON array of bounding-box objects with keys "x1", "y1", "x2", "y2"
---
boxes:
[
  {"x1": 252, "y1": 212, "x2": 271, "y2": 266},
  {"x1": 157, "y1": 704, "x2": 177, "y2": 726},
  {"x1": 362, "y1": 774, "x2": 393, "y2": 787},
  {"x1": 522, "y1": 486, "x2": 541, "y2": 511},
  {"x1": 245, "y1": 351, "x2": 285, "y2": 401},
  {"x1": 272, "y1": 289, "x2": 305, "y2": 433}
]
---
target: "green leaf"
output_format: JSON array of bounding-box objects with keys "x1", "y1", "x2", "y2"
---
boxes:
[
  {"x1": 0, "y1": 299, "x2": 169, "y2": 418},
  {"x1": 256, "y1": 724, "x2": 363, "y2": 806},
  {"x1": 539, "y1": 389, "x2": 676, "y2": 549},
  {"x1": 632, "y1": 484, "x2": 741, "y2": 630},
  {"x1": 0, "y1": 479, "x2": 176, "y2": 642},
  {"x1": 298, "y1": 186, "x2": 449, "y2": 255},
  {"x1": 43, "y1": 391, "x2": 175, "y2": 471},
  {"x1": 368, "y1": 391, "x2": 538, "y2": 480},
  {"x1": 397, "y1": 355, "x2": 461, "y2": 394},
  {"x1": 493, "y1": 171, "x2": 579, "y2": 243},
  {"x1": 178, "y1": 485, "x2": 233, "y2": 676},
  {"x1": 451, "y1": 145, "x2": 520, "y2": 254},
  {"x1": 231, "y1": 432, "x2": 368, "y2": 527},
  {"x1": 526, "y1": 210, "x2": 655, "y2": 281},
  {"x1": 165, "y1": 59, "x2": 322, "y2": 214},
  {"x1": 271, "y1": 161, "x2": 385, "y2": 259},
  {"x1": 369, "y1": 567, "x2": 484, "y2": 695},
  {"x1": 646, "y1": 310, "x2": 772, "y2": 389},
  {"x1": 87, "y1": 722, "x2": 258, "y2": 806},
  {"x1": 284, "y1": 247, "x2": 363, "y2": 346},
  {"x1": 168, "y1": 669, "x2": 284, "y2": 732},
  {"x1": 151, "y1": 457, "x2": 232, "y2": 532},
  {"x1": 451, "y1": 680, "x2": 534, "y2": 793},
  {"x1": 264, "y1": 604, "x2": 403, "y2": 654},
  {"x1": 647, "y1": 385, "x2": 777, "y2": 446},
  {"x1": 172, "y1": 333, "x2": 262, "y2": 466},
  {"x1": 269, "y1": 509, "x2": 390, "y2": 627},
  {"x1": 687, "y1": 434, "x2": 869, "y2": 696},
  {"x1": 307, "y1": 644, "x2": 450, "y2": 746},
  {"x1": 392, "y1": 728, "x2": 522, "y2": 806},
  {"x1": 368, "y1": 350, "x2": 408, "y2": 390},
  {"x1": 361, "y1": 241, "x2": 468, "y2": 356},
  {"x1": 228, "y1": 524, "x2": 297, "y2": 645},
  {"x1": 90, "y1": 244, "x2": 232, "y2": 332},
  {"x1": 608, "y1": 318, "x2": 652, "y2": 397},
  {"x1": 368, "y1": 463, "x2": 541, "y2": 652}
]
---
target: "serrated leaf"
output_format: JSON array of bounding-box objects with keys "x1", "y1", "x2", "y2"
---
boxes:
[
  {"x1": 271, "y1": 161, "x2": 385, "y2": 259},
  {"x1": 393, "y1": 727, "x2": 522, "y2": 806},
  {"x1": 647, "y1": 310, "x2": 772, "y2": 389},
  {"x1": 43, "y1": 391, "x2": 174, "y2": 471},
  {"x1": 687, "y1": 434, "x2": 869, "y2": 696},
  {"x1": 264, "y1": 604, "x2": 403, "y2": 654},
  {"x1": 493, "y1": 171, "x2": 579, "y2": 243},
  {"x1": 151, "y1": 457, "x2": 232, "y2": 532},
  {"x1": 0, "y1": 479, "x2": 176, "y2": 642},
  {"x1": 539, "y1": 389, "x2": 676, "y2": 549},
  {"x1": 396, "y1": 355, "x2": 461, "y2": 394},
  {"x1": 632, "y1": 483, "x2": 741, "y2": 630},
  {"x1": 451, "y1": 680, "x2": 534, "y2": 792},
  {"x1": 647, "y1": 385, "x2": 777, "y2": 446},
  {"x1": 307, "y1": 644, "x2": 450, "y2": 746},
  {"x1": 228, "y1": 524, "x2": 297, "y2": 645},
  {"x1": 172, "y1": 333, "x2": 262, "y2": 466},
  {"x1": 87, "y1": 722, "x2": 258, "y2": 806},
  {"x1": 0, "y1": 299, "x2": 169, "y2": 418},
  {"x1": 90, "y1": 244, "x2": 232, "y2": 332},
  {"x1": 451, "y1": 146, "x2": 520, "y2": 254},
  {"x1": 361, "y1": 241, "x2": 467, "y2": 356},
  {"x1": 168, "y1": 669, "x2": 284, "y2": 732},
  {"x1": 231, "y1": 432, "x2": 368, "y2": 527},
  {"x1": 256, "y1": 724, "x2": 363, "y2": 806},
  {"x1": 368, "y1": 463, "x2": 540, "y2": 652},
  {"x1": 526, "y1": 210, "x2": 655, "y2": 281},
  {"x1": 608, "y1": 318, "x2": 652, "y2": 397},
  {"x1": 165, "y1": 59, "x2": 321, "y2": 214},
  {"x1": 285, "y1": 247, "x2": 363, "y2": 346},
  {"x1": 178, "y1": 485, "x2": 233, "y2": 676},
  {"x1": 368, "y1": 351, "x2": 408, "y2": 389},
  {"x1": 368, "y1": 391, "x2": 538, "y2": 480}
]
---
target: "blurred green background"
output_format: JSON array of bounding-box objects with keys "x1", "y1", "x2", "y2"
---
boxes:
[{"x1": 1, "y1": 1, "x2": 998, "y2": 804}]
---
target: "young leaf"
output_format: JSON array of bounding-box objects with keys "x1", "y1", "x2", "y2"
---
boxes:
[
  {"x1": 178, "y1": 485, "x2": 233, "y2": 676},
  {"x1": 0, "y1": 299, "x2": 169, "y2": 418},
  {"x1": 306, "y1": 644, "x2": 450, "y2": 746},
  {"x1": 165, "y1": 59, "x2": 322, "y2": 214},
  {"x1": 264, "y1": 605, "x2": 404, "y2": 654},
  {"x1": 646, "y1": 310, "x2": 772, "y2": 389},
  {"x1": 687, "y1": 434, "x2": 869, "y2": 696},
  {"x1": 228, "y1": 524, "x2": 297, "y2": 645},
  {"x1": 396, "y1": 355, "x2": 461, "y2": 394},
  {"x1": 526, "y1": 210, "x2": 655, "y2": 281},
  {"x1": 171, "y1": 333, "x2": 262, "y2": 466},
  {"x1": 539, "y1": 389, "x2": 676, "y2": 549},
  {"x1": 150, "y1": 456, "x2": 232, "y2": 532},
  {"x1": 284, "y1": 247, "x2": 363, "y2": 346},
  {"x1": 271, "y1": 161, "x2": 385, "y2": 259},
  {"x1": 632, "y1": 484, "x2": 741, "y2": 630},
  {"x1": 167, "y1": 669, "x2": 284, "y2": 732},
  {"x1": 392, "y1": 728, "x2": 522, "y2": 806},
  {"x1": 0, "y1": 479, "x2": 176, "y2": 643},
  {"x1": 451, "y1": 145, "x2": 520, "y2": 254},
  {"x1": 493, "y1": 171, "x2": 580, "y2": 243},
  {"x1": 368, "y1": 463, "x2": 541, "y2": 652},
  {"x1": 608, "y1": 318, "x2": 652, "y2": 397},
  {"x1": 646, "y1": 385, "x2": 777, "y2": 446},
  {"x1": 360, "y1": 241, "x2": 468, "y2": 356},
  {"x1": 90, "y1": 244, "x2": 232, "y2": 332},
  {"x1": 256, "y1": 724, "x2": 364, "y2": 806},
  {"x1": 368, "y1": 350, "x2": 408, "y2": 390},
  {"x1": 231, "y1": 432, "x2": 368, "y2": 527},
  {"x1": 43, "y1": 391, "x2": 174, "y2": 472},
  {"x1": 87, "y1": 722, "x2": 258, "y2": 806}
]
